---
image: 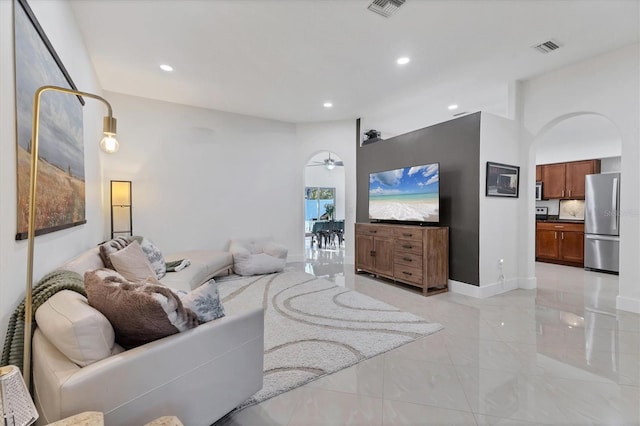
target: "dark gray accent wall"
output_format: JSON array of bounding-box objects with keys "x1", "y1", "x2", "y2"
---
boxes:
[{"x1": 356, "y1": 113, "x2": 481, "y2": 286}]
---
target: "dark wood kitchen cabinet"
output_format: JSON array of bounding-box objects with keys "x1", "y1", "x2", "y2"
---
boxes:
[
  {"x1": 536, "y1": 221, "x2": 585, "y2": 267},
  {"x1": 539, "y1": 159, "x2": 600, "y2": 199}
]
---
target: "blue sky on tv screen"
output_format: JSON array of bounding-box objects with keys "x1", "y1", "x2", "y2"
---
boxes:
[{"x1": 369, "y1": 163, "x2": 439, "y2": 196}]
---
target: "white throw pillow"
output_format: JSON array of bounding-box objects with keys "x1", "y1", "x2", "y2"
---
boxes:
[
  {"x1": 109, "y1": 240, "x2": 157, "y2": 282},
  {"x1": 172, "y1": 279, "x2": 225, "y2": 323},
  {"x1": 35, "y1": 290, "x2": 115, "y2": 367},
  {"x1": 234, "y1": 252, "x2": 286, "y2": 276}
]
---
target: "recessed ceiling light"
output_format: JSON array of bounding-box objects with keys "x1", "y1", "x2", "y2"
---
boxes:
[
  {"x1": 396, "y1": 57, "x2": 410, "y2": 65},
  {"x1": 448, "y1": 104, "x2": 459, "y2": 110},
  {"x1": 159, "y1": 64, "x2": 174, "y2": 72},
  {"x1": 323, "y1": 102, "x2": 333, "y2": 108}
]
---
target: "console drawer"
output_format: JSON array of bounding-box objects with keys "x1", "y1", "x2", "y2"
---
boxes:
[
  {"x1": 395, "y1": 239, "x2": 422, "y2": 256},
  {"x1": 393, "y1": 228, "x2": 422, "y2": 242},
  {"x1": 355, "y1": 224, "x2": 394, "y2": 238},
  {"x1": 394, "y1": 264, "x2": 423, "y2": 286},
  {"x1": 394, "y1": 252, "x2": 423, "y2": 268}
]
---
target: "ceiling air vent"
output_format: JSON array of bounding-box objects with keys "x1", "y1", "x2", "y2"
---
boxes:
[
  {"x1": 367, "y1": 0, "x2": 406, "y2": 18},
  {"x1": 533, "y1": 39, "x2": 562, "y2": 54}
]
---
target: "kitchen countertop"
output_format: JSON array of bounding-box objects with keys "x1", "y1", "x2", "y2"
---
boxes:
[{"x1": 537, "y1": 219, "x2": 584, "y2": 224}]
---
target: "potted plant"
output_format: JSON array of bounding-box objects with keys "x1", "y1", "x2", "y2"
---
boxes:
[{"x1": 324, "y1": 204, "x2": 335, "y2": 222}]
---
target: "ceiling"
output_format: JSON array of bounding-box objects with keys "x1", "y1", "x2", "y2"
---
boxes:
[{"x1": 69, "y1": 0, "x2": 639, "y2": 132}]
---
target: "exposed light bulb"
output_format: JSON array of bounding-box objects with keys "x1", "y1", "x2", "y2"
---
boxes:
[
  {"x1": 160, "y1": 64, "x2": 174, "y2": 72},
  {"x1": 323, "y1": 102, "x2": 333, "y2": 108},
  {"x1": 100, "y1": 134, "x2": 119, "y2": 153},
  {"x1": 448, "y1": 104, "x2": 459, "y2": 110},
  {"x1": 397, "y1": 57, "x2": 410, "y2": 65},
  {"x1": 325, "y1": 159, "x2": 336, "y2": 170}
]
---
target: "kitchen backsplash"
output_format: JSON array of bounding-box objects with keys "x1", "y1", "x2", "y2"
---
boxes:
[
  {"x1": 536, "y1": 199, "x2": 559, "y2": 215},
  {"x1": 559, "y1": 199, "x2": 585, "y2": 220}
]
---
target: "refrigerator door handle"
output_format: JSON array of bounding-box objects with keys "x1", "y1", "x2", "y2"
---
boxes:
[
  {"x1": 612, "y1": 177, "x2": 618, "y2": 232},
  {"x1": 585, "y1": 234, "x2": 620, "y2": 241}
]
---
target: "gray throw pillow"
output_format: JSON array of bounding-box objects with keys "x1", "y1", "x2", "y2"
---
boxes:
[
  {"x1": 98, "y1": 236, "x2": 131, "y2": 269},
  {"x1": 172, "y1": 279, "x2": 225, "y2": 323}
]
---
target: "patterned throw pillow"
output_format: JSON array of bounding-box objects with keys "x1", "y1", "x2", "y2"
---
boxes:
[
  {"x1": 131, "y1": 236, "x2": 167, "y2": 280},
  {"x1": 85, "y1": 269, "x2": 198, "y2": 349},
  {"x1": 98, "y1": 236, "x2": 131, "y2": 269},
  {"x1": 172, "y1": 279, "x2": 225, "y2": 324}
]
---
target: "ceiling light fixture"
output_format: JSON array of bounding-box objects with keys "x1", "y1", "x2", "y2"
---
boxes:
[
  {"x1": 448, "y1": 104, "x2": 458, "y2": 110},
  {"x1": 325, "y1": 158, "x2": 336, "y2": 170},
  {"x1": 396, "y1": 57, "x2": 410, "y2": 65},
  {"x1": 159, "y1": 64, "x2": 174, "y2": 72},
  {"x1": 323, "y1": 102, "x2": 333, "y2": 108}
]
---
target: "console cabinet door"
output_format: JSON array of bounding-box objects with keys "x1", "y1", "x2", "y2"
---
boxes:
[
  {"x1": 355, "y1": 234, "x2": 374, "y2": 271},
  {"x1": 373, "y1": 237, "x2": 394, "y2": 276}
]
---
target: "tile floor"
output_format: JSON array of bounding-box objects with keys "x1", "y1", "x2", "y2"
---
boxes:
[{"x1": 218, "y1": 243, "x2": 640, "y2": 425}]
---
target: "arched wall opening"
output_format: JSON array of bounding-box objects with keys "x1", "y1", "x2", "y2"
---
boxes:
[
  {"x1": 303, "y1": 151, "x2": 346, "y2": 255},
  {"x1": 527, "y1": 111, "x2": 622, "y2": 285}
]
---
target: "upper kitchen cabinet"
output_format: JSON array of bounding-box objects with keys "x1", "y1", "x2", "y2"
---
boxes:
[
  {"x1": 565, "y1": 160, "x2": 600, "y2": 198},
  {"x1": 535, "y1": 165, "x2": 542, "y2": 182},
  {"x1": 540, "y1": 159, "x2": 601, "y2": 199},
  {"x1": 541, "y1": 163, "x2": 566, "y2": 198}
]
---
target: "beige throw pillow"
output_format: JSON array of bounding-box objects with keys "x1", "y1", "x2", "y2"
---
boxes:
[
  {"x1": 109, "y1": 240, "x2": 157, "y2": 282},
  {"x1": 35, "y1": 290, "x2": 115, "y2": 367}
]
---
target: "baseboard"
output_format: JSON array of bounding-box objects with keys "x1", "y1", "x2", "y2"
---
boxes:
[
  {"x1": 448, "y1": 280, "x2": 483, "y2": 298},
  {"x1": 616, "y1": 295, "x2": 640, "y2": 314},
  {"x1": 449, "y1": 278, "x2": 521, "y2": 299},
  {"x1": 518, "y1": 276, "x2": 537, "y2": 290}
]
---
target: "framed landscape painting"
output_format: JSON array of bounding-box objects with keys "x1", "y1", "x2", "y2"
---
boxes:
[
  {"x1": 14, "y1": 0, "x2": 86, "y2": 240},
  {"x1": 486, "y1": 161, "x2": 520, "y2": 198}
]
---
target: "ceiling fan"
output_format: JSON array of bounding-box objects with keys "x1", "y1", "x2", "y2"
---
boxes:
[{"x1": 308, "y1": 153, "x2": 344, "y2": 170}]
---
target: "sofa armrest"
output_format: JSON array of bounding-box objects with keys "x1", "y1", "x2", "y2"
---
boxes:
[{"x1": 35, "y1": 308, "x2": 264, "y2": 426}]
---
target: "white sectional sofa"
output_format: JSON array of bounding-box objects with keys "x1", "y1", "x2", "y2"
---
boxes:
[{"x1": 32, "y1": 246, "x2": 264, "y2": 426}]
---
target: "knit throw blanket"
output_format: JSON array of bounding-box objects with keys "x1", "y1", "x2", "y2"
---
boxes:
[{"x1": 1, "y1": 270, "x2": 86, "y2": 373}]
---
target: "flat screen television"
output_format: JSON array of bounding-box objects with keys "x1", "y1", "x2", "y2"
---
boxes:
[{"x1": 368, "y1": 163, "x2": 439, "y2": 223}]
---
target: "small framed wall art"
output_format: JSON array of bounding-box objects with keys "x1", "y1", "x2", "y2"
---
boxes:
[{"x1": 486, "y1": 162, "x2": 520, "y2": 198}]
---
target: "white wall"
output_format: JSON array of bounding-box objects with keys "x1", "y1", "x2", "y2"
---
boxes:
[
  {"x1": 305, "y1": 154, "x2": 346, "y2": 221},
  {"x1": 296, "y1": 121, "x2": 357, "y2": 263},
  {"x1": 100, "y1": 92, "x2": 302, "y2": 259},
  {"x1": 522, "y1": 43, "x2": 640, "y2": 313},
  {"x1": 477, "y1": 113, "x2": 524, "y2": 296},
  {"x1": 601, "y1": 156, "x2": 622, "y2": 173},
  {"x1": 535, "y1": 114, "x2": 622, "y2": 165},
  {"x1": 0, "y1": 0, "x2": 106, "y2": 350}
]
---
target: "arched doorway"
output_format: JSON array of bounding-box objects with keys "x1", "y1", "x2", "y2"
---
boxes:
[
  {"x1": 303, "y1": 151, "x2": 346, "y2": 275},
  {"x1": 529, "y1": 112, "x2": 622, "y2": 278}
]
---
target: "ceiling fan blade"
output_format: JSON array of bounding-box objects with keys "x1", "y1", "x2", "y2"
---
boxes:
[{"x1": 335, "y1": 161, "x2": 344, "y2": 166}]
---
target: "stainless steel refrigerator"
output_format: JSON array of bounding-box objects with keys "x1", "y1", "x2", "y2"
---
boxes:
[{"x1": 584, "y1": 173, "x2": 620, "y2": 273}]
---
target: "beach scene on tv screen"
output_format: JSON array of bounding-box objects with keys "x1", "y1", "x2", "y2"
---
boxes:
[{"x1": 369, "y1": 164, "x2": 439, "y2": 222}]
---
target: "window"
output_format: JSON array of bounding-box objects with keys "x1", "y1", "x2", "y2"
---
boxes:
[{"x1": 305, "y1": 187, "x2": 335, "y2": 231}]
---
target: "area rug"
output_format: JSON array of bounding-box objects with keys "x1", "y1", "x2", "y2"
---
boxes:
[{"x1": 217, "y1": 270, "x2": 443, "y2": 409}]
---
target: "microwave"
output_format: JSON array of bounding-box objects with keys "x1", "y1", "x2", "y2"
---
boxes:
[{"x1": 535, "y1": 182, "x2": 543, "y2": 200}]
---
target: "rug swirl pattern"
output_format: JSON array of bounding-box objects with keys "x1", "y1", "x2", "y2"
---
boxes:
[{"x1": 217, "y1": 270, "x2": 443, "y2": 408}]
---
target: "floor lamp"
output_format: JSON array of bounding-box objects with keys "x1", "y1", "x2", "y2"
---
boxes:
[{"x1": 23, "y1": 85, "x2": 119, "y2": 389}]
